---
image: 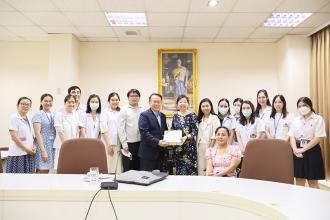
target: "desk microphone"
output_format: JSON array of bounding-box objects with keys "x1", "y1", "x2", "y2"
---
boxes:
[{"x1": 101, "y1": 150, "x2": 121, "y2": 190}]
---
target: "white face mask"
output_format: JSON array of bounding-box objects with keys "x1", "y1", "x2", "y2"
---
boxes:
[
  {"x1": 234, "y1": 106, "x2": 240, "y2": 114},
  {"x1": 298, "y1": 106, "x2": 311, "y2": 116}
]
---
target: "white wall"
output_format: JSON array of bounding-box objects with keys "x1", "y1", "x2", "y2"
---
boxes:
[
  {"x1": 0, "y1": 36, "x2": 310, "y2": 146},
  {"x1": 79, "y1": 42, "x2": 278, "y2": 109}
]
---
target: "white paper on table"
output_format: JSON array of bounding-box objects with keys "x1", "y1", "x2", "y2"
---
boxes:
[{"x1": 163, "y1": 130, "x2": 183, "y2": 145}]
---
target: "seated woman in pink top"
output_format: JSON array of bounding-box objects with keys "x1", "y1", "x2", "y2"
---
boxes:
[{"x1": 205, "y1": 126, "x2": 242, "y2": 177}]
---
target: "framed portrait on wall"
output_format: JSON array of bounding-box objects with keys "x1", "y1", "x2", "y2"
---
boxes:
[{"x1": 158, "y1": 49, "x2": 198, "y2": 117}]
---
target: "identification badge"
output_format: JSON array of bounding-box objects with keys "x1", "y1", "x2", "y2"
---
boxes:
[
  {"x1": 48, "y1": 135, "x2": 54, "y2": 140},
  {"x1": 250, "y1": 133, "x2": 256, "y2": 138},
  {"x1": 300, "y1": 139, "x2": 308, "y2": 148},
  {"x1": 20, "y1": 137, "x2": 26, "y2": 141}
]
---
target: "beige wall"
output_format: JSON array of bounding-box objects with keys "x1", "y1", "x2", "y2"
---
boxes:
[{"x1": 0, "y1": 36, "x2": 310, "y2": 146}]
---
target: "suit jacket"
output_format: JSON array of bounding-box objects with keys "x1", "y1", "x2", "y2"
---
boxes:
[{"x1": 138, "y1": 108, "x2": 168, "y2": 161}]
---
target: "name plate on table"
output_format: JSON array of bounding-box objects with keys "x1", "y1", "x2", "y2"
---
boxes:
[{"x1": 164, "y1": 130, "x2": 183, "y2": 145}]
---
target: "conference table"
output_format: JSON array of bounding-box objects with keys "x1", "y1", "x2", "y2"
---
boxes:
[{"x1": 0, "y1": 174, "x2": 329, "y2": 220}]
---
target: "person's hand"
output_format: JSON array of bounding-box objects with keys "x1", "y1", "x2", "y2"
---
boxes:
[
  {"x1": 296, "y1": 148, "x2": 305, "y2": 154},
  {"x1": 206, "y1": 171, "x2": 214, "y2": 176},
  {"x1": 159, "y1": 140, "x2": 169, "y2": 147},
  {"x1": 41, "y1": 150, "x2": 48, "y2": 162},
  {"x1": 181, "y1": 136, "x2": 188, "y2": 143},
  {"x1": 295, "y1": 152, "x2": 303, "y2": 158},
  {"x1": 122, "y1": 147, "x2": 129, "y2": 154},
  {"x1": 26, "y1": 146, "x2": 36, "y2": 155},
  {"x1": 108, "y1": 146, "x2": 114, "y2": 156}
]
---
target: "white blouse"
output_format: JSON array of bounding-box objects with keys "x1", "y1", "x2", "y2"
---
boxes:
[
  {"x1": 288, "y1": 113, "x2": 326, "y2": 140},
  {"x1": 100, "y1": 108, "x2": 120, "y2": 146},
  {"x1": 266, "y1": 112, "x2": 294, "y2": 140},
  {"x1": 8, "y1": 113, "x2": 34, "y2": 156},
  {"x1": 53, "y1": 111, "x2": 81, "y2": 149},
  {"x1": 80, "y1": 113, "x2": 100, "y2": 139},
  {"x1": 235, "y1": 118, "x2": 265, "y2": 149},
  {"x1": 197, "y1": 114, "x2": 220, "y2": 145}
]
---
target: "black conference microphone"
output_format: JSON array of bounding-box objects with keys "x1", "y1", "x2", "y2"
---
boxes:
[{"x1": 100, "y1": 150, "x2": 122, "y2": 190}]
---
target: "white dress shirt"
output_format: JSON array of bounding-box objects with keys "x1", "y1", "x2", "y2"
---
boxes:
[{"x1": 117, "y1": 104, "x2": 145, "y2": 148}]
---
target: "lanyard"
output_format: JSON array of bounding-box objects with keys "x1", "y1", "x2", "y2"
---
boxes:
[
  {"x1": 273, "y1": 114, "x2": 282, "y2": 138},
  {"x1": 43, "y1": 111, "x2": 54, "y2": 127}
]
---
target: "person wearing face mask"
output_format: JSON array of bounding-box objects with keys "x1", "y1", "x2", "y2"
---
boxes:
[
  {"x1": 7, "y1": 97, "x2": 36, "y2": 173},
  {"x1": 205, "y1": 126, "x2": 242, "y2": 177},
  {"x1": 32, "y1": 94, "x2": 56, "y2": 173},
  {"x1": 288, "y1": 97, "x2": 326, "y2": 189},
  {"x1": 53, "y1": 94, "x2": 82, "y2": 169},
  {"x1": 80, "y1": 94, "x2": 102, "y2": 139},
  {"x1": 100, "y1": 92, "x2": 122, "y2": 174},
  {"x1": 232, "y1": 98, "x2": 243, "y2": 121},
  {"x1": 235, "y1": 100, "x2": 265, "y2": 155},
  {"x1": 265, "y1": 95, "x2": 294, "y2": 140},
  {"x1": 196, "y1": 98, "x2": 220, "y2": 176},
  {"x1": 217, "y1": 98, "x2": 236, "y2": 144},
  {"x1": 171, "y1": 95, "x2": 198, "y2": 175}
]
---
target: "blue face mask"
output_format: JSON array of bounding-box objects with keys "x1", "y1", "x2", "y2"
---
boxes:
[
  {"x1": 242, "y1": 109, "x2": 252, "y2": 118},
  {"x1": 89, "y1": 103, "x2": 99, "y2": 111}
]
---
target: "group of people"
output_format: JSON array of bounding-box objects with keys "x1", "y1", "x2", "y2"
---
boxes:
[{"x1": 6, "y1": 87, "x2": 326, "y2": 188}]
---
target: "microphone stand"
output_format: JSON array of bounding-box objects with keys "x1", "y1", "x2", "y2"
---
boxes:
[{"x1": 101, "y1": 150, "x2": 121, "y2": 190}]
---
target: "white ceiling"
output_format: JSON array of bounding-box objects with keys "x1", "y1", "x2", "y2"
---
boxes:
[{"x1": 0, "y1": 0, "x2": 329, "y2": 42}]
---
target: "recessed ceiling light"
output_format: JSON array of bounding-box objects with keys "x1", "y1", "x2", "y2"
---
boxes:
[
  {"x1": 208, "y1": 0, "x2": 219, "y2": 7},
  {"x1": 105, "y1": 12, "x2": 147, "y2": 27},
  {"x1": 263, "y1": 13, "x2": 312, "y2": 27}
]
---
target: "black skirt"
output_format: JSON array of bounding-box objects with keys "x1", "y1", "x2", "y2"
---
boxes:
[{"x1": 294, "y1": 143, "x2": 325, "y2": 180}]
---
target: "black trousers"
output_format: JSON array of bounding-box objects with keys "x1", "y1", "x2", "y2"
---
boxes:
[
  {"x1": 140, "y1": 157, "x2": 164, "y2": 172},
  {"x1": 122, "y1": 142, "x2": 140, "y2": 172}
]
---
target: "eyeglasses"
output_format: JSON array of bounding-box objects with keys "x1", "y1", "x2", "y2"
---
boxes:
[{"x1": 19, "y1": 103, "x2": 31, "y2": 107}]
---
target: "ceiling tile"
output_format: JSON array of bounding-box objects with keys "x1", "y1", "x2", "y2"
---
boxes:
[
  {"x1": 113, "y1": 27, "x2": 149, "y2": 38},
  {"x1": 77, "y1": 26, "x2": 116, "y2": 37},
  {"x1": 186, "y1": 13, "x2": 227, "y2": 27},
  {"x1": 119, "y1": 37, "x2": 149, "y2": 42},
  {"x1": 65, "y1": 12, "x2": 108, "y2": 26},
  {"x1": 298, "y1": 13, "x2": 330, "y2": 28},
  {"x1": 0, "y1": 12, "x2": 34, "y2": 25},
  {"x1": 214, "y1": 38, "x2": 246, "y2": 42},
  {"x1": 289, "y1": 27, "x2": 314, "y2": 35},
  {"x1": 5, "y1": 0, "x2": 57, "y2": 11},
  {"x1": 42, "y1": 26, "x2": 83, "y2": 37},
  {"x1": 145, "y1": 0, "x2": 190, "y2": 12},
  {"x1": 249, "y1": 27, "x2": 291, "y2": 38},
  {"x1": 0, "y1": 26, "x2": 18, "y2": 38},
  {"x1": 150, "y1": 38, "x2": 182, "y2": 42},
  {"x1": 275, "y1": 0, "x2": 330, "y2": 13},
  {"x1": 22, "y1": 36, "x2": 48, "y2": 41},
  {"x1": 87, "y1": 37, "x2": 119, "y2": 42},
  {"x1": 98, "y1": 0, "x2": 145, "y2": 12},
  {"x1": 182, "y1": 38, "x2": 214, "y2": 42},
  {"x1": 246, "y1": 38, "x2": 278, "y2": 42},
  {"x1": 6, "y1": 26, "x2": 46, "y2": 37},
  {"x1": 217, "y1": 27, "x2": 255, "y2": 38},
  {"x1": 233, "y1": 0, "x2": 282, "y2": 12},
  {"x1": 149, "y1": 27, "x2": 184, "y2": 38},
  {"x1": 147, "y1": 13, "x2": 187, "y2": 26},
  {"x1": 24, "y1": 12, "x2": 72, "y2": 26},
  {"x1": 0, "y1": 1, "x2": 15, "y2": 11},
  {"x1": 224, "y1": 13, "x2": 270, "y2": 27},
  {"x1": 78, "y1": 37, "x2": 89, "y2": 41},
  {"x1": 318, "y1": 2, "x2": 330, "y2": 12},
  {"x1": 52, "y1": 0, "x2": 101, "y2": 12},
  {"x1": 189, "y1": 0, "x2": 236, "y2": 12},
  {"x1": 183, "y1": 27, "x2": 219, "y2": 38}
]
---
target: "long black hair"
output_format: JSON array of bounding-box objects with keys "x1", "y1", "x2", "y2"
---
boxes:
[
  {"x1": 217, "y1": 98, "x2": 231, "y2": 115},
  {"x1": 270, "y1": 95, "x2": 288, "y2": 119},
  {"x1": 255, "y1": 89, "x2": 271, "y2": 116},
  {"x1": 196, "y1": 98, "x2": 216, "y2": 123},
  {"x1": 239, "y1": 100, "x2": 256, "y2": 126}
]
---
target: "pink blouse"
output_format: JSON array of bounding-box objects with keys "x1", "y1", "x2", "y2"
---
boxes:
[{"x1": 205, "y1": 145, "x2": 242, "y2": 177}]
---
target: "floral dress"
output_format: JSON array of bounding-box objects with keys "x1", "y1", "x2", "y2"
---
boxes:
[{"x1": 171, "y1": 112, "x2": 198, "y2": 175}]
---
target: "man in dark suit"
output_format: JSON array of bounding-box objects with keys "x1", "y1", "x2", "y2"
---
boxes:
[{"x1": 138, "y1": 93, "x2": 169, "y2": 171}]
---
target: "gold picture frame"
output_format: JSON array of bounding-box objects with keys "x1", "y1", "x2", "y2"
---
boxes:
[{"x1": 158, "y1": 49, "x2": 198, "y2": 117}]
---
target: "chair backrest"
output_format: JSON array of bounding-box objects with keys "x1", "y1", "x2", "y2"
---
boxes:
[
  {"x1": 57, "y1": 138, "x2": 108, "y2": 174},
  {"x1": 0, "y1": 147, "x2": 9, "y2": 173},
  {"x1": 240, "y1": 139, "x2": 294, "y2": 184}
]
